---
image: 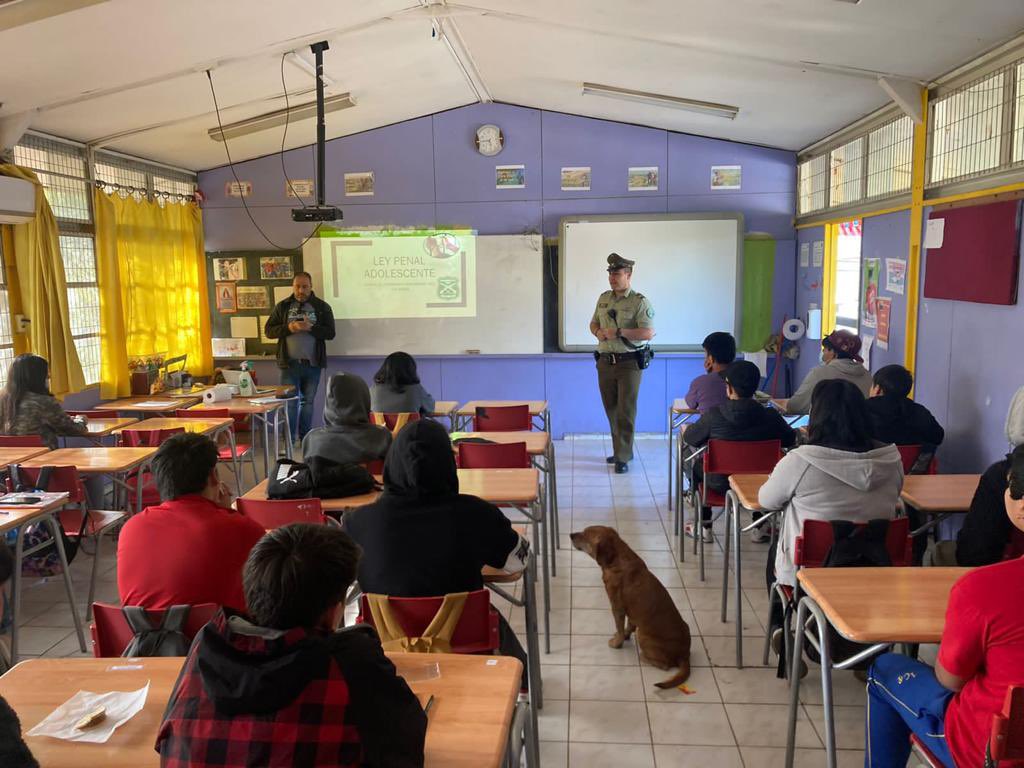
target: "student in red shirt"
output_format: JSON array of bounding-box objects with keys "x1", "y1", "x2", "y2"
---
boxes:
[
  {"x1": 864, "y1": 445, "x2": 1024, "y2": 767},
  {"x1": 117, "y1": 432, "x2": 265, "y2": 612}
]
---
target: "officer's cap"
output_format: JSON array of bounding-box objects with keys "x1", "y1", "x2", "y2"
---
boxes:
[{"x1": 606, "y1": 253, "x2": 635, "y2": 272}]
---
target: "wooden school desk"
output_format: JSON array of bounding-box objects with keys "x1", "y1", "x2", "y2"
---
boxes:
[
  {"x1": 189, "y1": 396, "x2": 295, "y2": 475},
  {"x1": 1, "y1": 653, "x2": 522, "y2": 768},
  {"x1": 0, "y1": 492, "x2": 81, "y2": 663},
  {"x1": 430, "y1": 400, "x2": 459, "y2": 428},
  {"x1": 101, "y1": 396, "x2": 202, "y2": 415},
  {"x1": 82, "y1": 417, "x2": 140, "y2": 443},
  {"x1": 669, "y1": 399, "x2": 699, "y2": 531},
  {"x1": 900, "y1": 474, "x2": 980, "y2": 535},
  {"x1": 784, "y1": 567, "x2": 969, "y2": 768},
  {"x1": 0, "y1": 446, "x2": 50, "y2": 465},
  {"x1": 19, "y1": 447, "x2": 156, "y2": 514}
]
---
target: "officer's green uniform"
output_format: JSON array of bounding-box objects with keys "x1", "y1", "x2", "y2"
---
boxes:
[{"x1": 592, "y1": 254, "x2": 655, "y2": 464}]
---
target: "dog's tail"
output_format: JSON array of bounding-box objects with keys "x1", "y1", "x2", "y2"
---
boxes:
[{"x1": 653, "y1": 659, "x2": 691, "y2": 689}]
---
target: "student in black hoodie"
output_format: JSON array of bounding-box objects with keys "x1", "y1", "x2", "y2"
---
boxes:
[
  {"x1": 157, "y1": 524, "x2": 425, "y2": 767},
  {"x1": 302, "y1": 372, "x2": 392, "y2": 466},
  {"x1": 683, "y1": 360, "x2": 796, "y2": 543},
  {"x1": 866, "y1": 365, "x2": 945, "y2": 454},
  {"x1": 344, "y1": 419, "x2": 531, "y2": 675}
]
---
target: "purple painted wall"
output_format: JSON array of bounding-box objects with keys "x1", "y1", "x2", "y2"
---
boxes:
[
  {"x1": 914, "y1": 214, "x2": 1024, "y2": 473},
  {"x1": 793, "y1": 226, "x2": 825, "y2": 387},
  {"x1": 198, "y1": 103, "x2": 796, "y2": 436},
  {"x1": 861, "y1": 212, "x2": 909, "y2": 372}
]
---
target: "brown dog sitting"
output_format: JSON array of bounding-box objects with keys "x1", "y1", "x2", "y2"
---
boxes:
[{"x1": 570, "y1": 525, "x2": 691, "y2": 688}]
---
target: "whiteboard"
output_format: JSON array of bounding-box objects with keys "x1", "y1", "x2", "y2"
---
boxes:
[
  {"x1": 559, "y1": 213, "x2": 743, "y2": 351},
  {"x1": 303, "y1": 234, "x2": 543, "y2": 355}
]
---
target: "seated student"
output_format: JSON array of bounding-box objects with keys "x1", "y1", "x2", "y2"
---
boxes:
[
  {"x1": 117, "y1": 432, "x2": 265, "y2": 612},
  {"x1": 370, "y1": 351, "x2": 436, "y2": 416},
  {"x1": 866, "y1": 364, "x2": 945, "y2": 452},
  {"x1": 345, "y1": 419, "x2": 530, "y2": 673},
  {"x1": 682, "y1": 360, "x2": 796, "y2": 543},
  {"x1": 157, "y1": 524, "x2": 426, "y2": 767},
  {"x1": 956, "y1": 390, "x2": 1024, "y2": 566},
  {"x1": 0, "y1": 544, "x2": 39, "y2": 768},
  {"x1": 785, "y1": 330, "x2": 873, "y2": 414},
  {"x1": 302, "y1": 372, "x2": 391, "y2": 466},
  {"x1": 862, "y1": 446, "x2": 1024, "y2": 768},
  {"x1": 759, "y1": 379, "x2": 904, "y2": 591},
  {"x1": 684, "y1": 332, "x2": 736, "y2": 413}
]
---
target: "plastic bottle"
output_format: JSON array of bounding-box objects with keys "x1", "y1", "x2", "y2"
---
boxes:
[{"x1": 238, "y1": 361, "x2": 255, "y2": 397}]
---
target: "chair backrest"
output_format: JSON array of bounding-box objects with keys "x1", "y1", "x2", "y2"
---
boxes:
[
  {"x1": 236, "y1": 497, "x2": 326, "y2": 529},
  {"x1": 176, "y1": 407, "x2": 248, "y2": 433},
  {"x1": 990, "y1": 685, "x2": 1024, "y2": 762},
  {"x1": 473, "y1": 404, "x2": 531, "y2": 432},
  {"x1": 358, "y1": 589, "x2": 498, "y2": 654},
  {"x1": 0, "y1": 435, "x2": 46, "y2": 447},
  {"x1": 896, "y1": 445, "x2": 939, "y2": 475},
  {"x1": 67, "y1": 410, "x2": 120, "y2": 419},
  {"x1": 458, "y1": 441, "x2": 530, "y2": 469},
  {"x1": 795, "y1": 517, "x2": 912, "y2": 568},
  {"x1": 9, "y1": 464, "x2": 85, "y2": 503},
  {"x1": 704, "y1": 439, "x2": 783, "y2": 476},
  {"x1": 119, "y1": 427, "x2": 185, "y2": 447},
  {"x1": 370, "y1": 412, "x2": 420, "y2": 434},
  {"x1": 90, "y1": 602, "x2": 219, "y2": 657}
]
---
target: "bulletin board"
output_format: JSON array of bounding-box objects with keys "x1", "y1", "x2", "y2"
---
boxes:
[
  {"x1": 923, "y1": 200, "x2": 1021, "y2": 305},
  {"x1": 206, "y1": 250, "x2": 302, "y2": 357}
]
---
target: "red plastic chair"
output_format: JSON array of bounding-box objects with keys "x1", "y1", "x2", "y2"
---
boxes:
[
  {"x1": 90, "y1": 602, "x2": 219, "y2": 657},
  {"x1": 458, "y1": 441, "x2": 530, "y2": 469},
  {"x1": 66, "y1": 410, "x2": 120, "y2": 419},
  {"x1": 236, "y1": 497, "x2": 328, "y2": 529},
  {"x1": 358, "y1": 589, "x2": 500, "y2": 655},
  {"x1": 0, "y1": 435, "x2": 46, "y2": 447},
  {"x1": 896, "y1": 445, "x2": 939, "y2": 475},
  {"x1": 473, "y1": 405, "x2": 531, "y2": 432},
  {"x1": 370, "y1": 411, "x2": 420, "y2": 435},
  {"x1": 119, "y1": 427, "x2": 185, "y2": 509},
  {"x1": 174, "y1": 408, "x2": 258, "y2": 484},
  {"x1": 911, "y1": 685, "x2": 1024, "y2": 767}
]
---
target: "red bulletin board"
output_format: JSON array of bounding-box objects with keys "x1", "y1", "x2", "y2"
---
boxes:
[{"x1": 923, "y1": 199, "x2": 1021, "y2": 305}]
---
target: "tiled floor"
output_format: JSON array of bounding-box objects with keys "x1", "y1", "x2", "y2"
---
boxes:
[{"x1": 5, "y1": 436, "x2": 874, "y2": 767}]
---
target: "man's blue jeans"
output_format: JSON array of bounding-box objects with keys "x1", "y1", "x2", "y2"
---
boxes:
[
  {"x1": 865, "y1": 653, "x2": 955, "y2": 767},
  {"x1": 281, "y1": 361, "x2": 322, "y2": 441}
]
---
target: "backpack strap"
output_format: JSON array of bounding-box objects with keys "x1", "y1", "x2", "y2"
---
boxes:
[
  {"x1": 160, "y1": 605, "x2": 192, "y2": 633},
  {"x1": 35, "y1": 465, "x2": 53, "y2": 492},
  {"x1": 365, "y1": 592, "x2": 469, "y2": 654},
  {"x1": 829, "y1": 520, "x2": 856, "y2": 542},
  {"x1": 122, "y1": 606, "x2": 155, "y2": 634}
]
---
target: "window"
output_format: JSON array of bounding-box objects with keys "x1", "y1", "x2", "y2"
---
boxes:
[
  {"x1": 798, "y1": 154, "x2": 828, "y2": 214},
  {"x1": 866, "y1": 116, "x2": 913, "y2": 199},
  {"x1": 1013, "y1": 62, "x2": 1024, "y2": 164},
  {"x1": 0, "y1": 242, "x2": 15, "y2": 389},
  {"x1": 833, "y1": 220, "x2": 863, "y2": 333},
  {"x1": 829, "y1": 137, "x2": 865, "y2": 207},
  {"x1": 930, "y1": 70, "x2": 1006, "y2": 185}
]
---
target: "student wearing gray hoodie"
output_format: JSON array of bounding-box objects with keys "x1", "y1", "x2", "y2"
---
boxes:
[
  {"x1": 301, "y1": 373, "x2": 392, "y2": 466},
  {"x1": 760, "y1": 379, "x2": 904, "y2": 589},
  {"x1": 785, "y1": 330, "x2": 873, "y2": 415}
]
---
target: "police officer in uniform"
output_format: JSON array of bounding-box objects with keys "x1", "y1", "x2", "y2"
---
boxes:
[{"x1": 590, "y1": 253, "x2": 656, "y2": 474}]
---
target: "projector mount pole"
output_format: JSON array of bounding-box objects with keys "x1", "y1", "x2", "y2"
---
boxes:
[{"x1": 310, "y1": 40, "x2": 329, "y2": 210}]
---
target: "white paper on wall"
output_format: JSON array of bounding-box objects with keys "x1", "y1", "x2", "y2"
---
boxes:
[{"x1": 229, "y1": 316, "x2": 259, "y2": 338}]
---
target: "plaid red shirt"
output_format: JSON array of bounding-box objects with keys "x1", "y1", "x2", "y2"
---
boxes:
[{"x1": 156, "y1": 612, "x2": 363, "y2": 767}]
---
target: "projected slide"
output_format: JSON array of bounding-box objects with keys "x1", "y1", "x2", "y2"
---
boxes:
[{"x1": 312, "y1": 229, "x2": 477, "y2": 319}]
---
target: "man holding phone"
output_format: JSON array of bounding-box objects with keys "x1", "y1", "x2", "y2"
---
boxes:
[{"x1": 590, "y1": 253, "x2": 656, "y2": 474}]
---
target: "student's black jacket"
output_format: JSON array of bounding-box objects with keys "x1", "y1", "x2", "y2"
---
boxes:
[
  {"x1": 866, "y1": 395, "x2": 945, "y2": 450},
  {"x1": 263, "y1": 291, "x2": 336, "y2": 369},
  {"x1": 683, "y1": 399, "x2": 797, "y2": 450},
  {"x1": 957, "y1": 456, "x2": 1012, "y2": 566}
]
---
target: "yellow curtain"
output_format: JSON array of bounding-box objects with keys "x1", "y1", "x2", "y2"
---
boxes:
[
  {"x1": 0, "y1": 164, "x2": 85, "y2": 396},
  {"x1": 94, "y1": 191, "x2": 212, "y2": 399}
]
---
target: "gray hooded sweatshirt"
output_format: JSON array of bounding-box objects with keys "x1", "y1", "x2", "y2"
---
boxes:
[
  {"x1": 758, "y1": 443, "x2": 904, "y2": 587},
  {"x1": 786, "y1": 358, "x2": 873, "y2": 415},
  {"x1": 300, "y1": 373, "x2": 392, "y2": 466}
]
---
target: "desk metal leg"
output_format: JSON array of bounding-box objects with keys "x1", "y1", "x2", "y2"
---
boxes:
[
  {"x1": 733, "y1": 494, "x2": 744, "y2": 668},
  {"x1": 785, "y1": 597, "x2": 836, "y2": 768},
  {"x1": 10, "y1": 526, "x2": 25, "y2": 663},
  {"x1": 667, "y1": 406, "x2": 673, "y2": 520},
  {"x1": 45, "y1": 513, "x2": 87, "y2": 653},
  {"x1": 676, "y1": 430, "x2": 686, "y2": 563},
  {"x1": 282, "y1": 404, "x2": 294, "y2": 459},
  {"x1": 721, "y1": 492, "x2": 732, "y2": 622},
  {"x1": 225, "y1": 428, "x2": 242, "y2": 497},
  {"x1": 533, "y1": 501, "x2": 550, "y2": 655},
  {"x1": 543, "y1": 409, "x2": 558, "y2": 552}
]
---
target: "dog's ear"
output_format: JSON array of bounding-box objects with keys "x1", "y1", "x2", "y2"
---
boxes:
[{"x1": 594, "y1": 536, "x2": 618, "y2": 567}]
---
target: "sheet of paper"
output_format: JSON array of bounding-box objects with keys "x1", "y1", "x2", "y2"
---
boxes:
[
  {"x1": 885, "y1": 258, "x2": 907, "y2": 295},
  {"x1": 229, "y1": 316, "x2": 259, "y2": 338},
  {"x1": 812, "y1": 240, "x2": 824, "y2": 267},
  {"x1": 131, "y1": 401, "x2": 176, "y2": 408},
  {"x1": 27, "y1": 682, "x2": 149, "y2": 744},
  {"x1": 861, "y1": 334, "x2": 874, "y2": 369},
  {"x1": 925, "y1": 218, "x2": 945, "y2": 249},
  {"x1": 744, "y1": 350, "x2": 768, "y2": 379},
  {"x1": 211, "y1": 338, "x2": 245, "y2": 357},
  {"x1": 806, "y1": 308, "x2": 823, "y2": 340},
  {"x1": 273, "y1": 286, "x2": 293, "y2": 304},
  {"x1": 799, "y1": 242, "x2": 810, "y2": 267}
]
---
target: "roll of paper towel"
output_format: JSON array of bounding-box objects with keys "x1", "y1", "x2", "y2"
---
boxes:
[
  {"x1": 783, "y1": 318, "x2": 806, "y2": 341},
  {"x1": 203, "y1": 385, "x2": 234, "y2": 404}
]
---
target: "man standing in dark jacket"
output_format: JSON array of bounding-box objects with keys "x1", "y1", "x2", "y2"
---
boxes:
[
  {"x1": 264, "y1": 272, "x2": 337, "y2": 442},
  {"x1": 683, "y1": 360, "x2": 795, "y2": 543},
  {"x1": 866, "y1": 365, "x2": 945, "y2": 452}
]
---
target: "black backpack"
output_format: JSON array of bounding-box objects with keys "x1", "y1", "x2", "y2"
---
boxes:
[
  {"x1": 121, "y1": 605, "x2": 192, "y2": 657},
  {"x1": 306, "y1": 455, "x2": 378, "y2": 499},
  {"x1": 6, "y1": 464, "x2": 86, "y2": 577},
  {"x1": 267, "y1": 459, "x2": 315, "y2": 499}
]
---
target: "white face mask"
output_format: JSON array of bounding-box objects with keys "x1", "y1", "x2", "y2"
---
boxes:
[{"x1": 818, "y1": 349, "x2": 826, "y2": 364}]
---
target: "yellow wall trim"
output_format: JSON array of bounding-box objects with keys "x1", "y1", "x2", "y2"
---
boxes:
[
  {"x1": 924, "y1": 181, "x2": 1024, "y2": 208},
  {"x1": 903, "y1": 89, "x2": 929, "y2": 379},
  {"x1": 795, "y1": 203, "x2": 912, "y2": 230}
]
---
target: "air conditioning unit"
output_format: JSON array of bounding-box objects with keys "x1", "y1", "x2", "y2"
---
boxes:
[{"x1": 0, "y1": 176, "x2": 35, "y2": 224}]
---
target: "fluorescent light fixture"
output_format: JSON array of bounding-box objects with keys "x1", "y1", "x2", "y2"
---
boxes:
[
  {"x1": 581, "y1": 82, "x2": 739, "y2": 120},
  {"x1": 207, "y1": 93, "x2": 355, "y2": 142}
]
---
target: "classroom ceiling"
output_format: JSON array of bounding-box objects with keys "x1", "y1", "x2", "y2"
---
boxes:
[{"x1": 2, "y1": 0, "x2": 1024, "y2": 171}]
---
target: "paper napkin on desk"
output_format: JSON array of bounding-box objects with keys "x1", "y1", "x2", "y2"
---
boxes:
[{"x1": 27, "y1": 682, "x2": 149, "y2": 743}]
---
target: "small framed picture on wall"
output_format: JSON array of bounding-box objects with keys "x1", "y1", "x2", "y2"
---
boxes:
[
  {"x1": 259, "y1": 256, "x2": 293, "y2": 280},
  {"x1": 236, "y1": 286, "x2": 271, "y2": 310},
  {"x1": 215, "y1": 282, "x2": 237, "y2": 313},
  {"x1": 213, "y1": 257, "x2": 245, "y2": 281}
]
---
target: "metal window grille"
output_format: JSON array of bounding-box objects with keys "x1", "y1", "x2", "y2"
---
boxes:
[
  {"x1": 1013, "y1": 61, "x2": 1024, "y2": 164},
  {"x1": 928, "y1": 67, "x2": 1009, "y2": 186},
  {"x1": 153, "y1": 174, "x2": 196, "y2": 205},
  {"x1": 866, "y1": 115, "x2": 913, "y2": 199},
  {"x1": 798, "y1": 154, "x2": 828, "y2": 214},
  {"x1": 830, "y1": 137, "x2": 865, "y2": 207},
  {"x1": 94, "y1": 160, "x2": 147, "y2": 201}
]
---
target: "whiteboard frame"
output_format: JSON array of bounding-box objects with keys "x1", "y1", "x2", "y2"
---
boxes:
[{"x1": 558, "y1": 212, "x2": 745, "y2": 353}]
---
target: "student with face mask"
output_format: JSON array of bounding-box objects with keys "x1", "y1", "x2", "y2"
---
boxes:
[
  {"x1": 684, "y1": 332, "x2": 736, "y2": 414},
  {"x1": 785, "y1": 329, "x2": 873, "y2": 415}
]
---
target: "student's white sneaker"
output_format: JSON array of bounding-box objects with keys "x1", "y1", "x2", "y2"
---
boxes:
[
  {"x1": 749, "y1": 523, "x2": 772, "y2": 544},
  {"x1": 684, "y1": 522, "x2": 714, "y2": 544}
]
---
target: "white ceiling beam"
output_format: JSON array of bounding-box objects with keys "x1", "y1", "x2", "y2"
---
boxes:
[
  {"x1": 422, "y1": 1, "x2": 492, "y2": 103},
  {"x1": 878, "y1": 76, "x2": 925, "y2": 124}
]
